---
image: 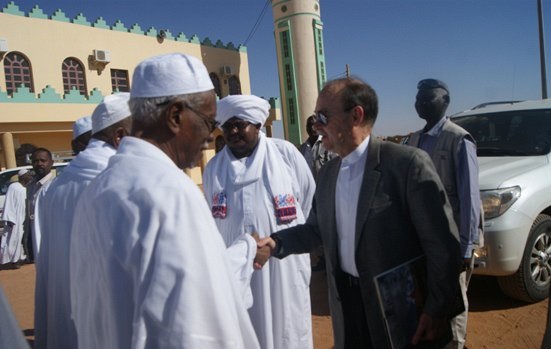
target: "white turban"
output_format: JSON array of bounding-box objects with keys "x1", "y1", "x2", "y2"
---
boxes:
[
  {"x1": 72, "y1": 116, "x2": 92, "y2": 139},
  {"x1": 130, "y1": 53, "x2": 214, "y2": 98},
  {"x1": 18, "y1": 169, "x2": 30, "y2": 177},
  {"x1": 216, "y1": 95, "x2": 270, "y2": 127},
  {"x1": 92, "y1": 93, "x2": 131, "y2": 134}
]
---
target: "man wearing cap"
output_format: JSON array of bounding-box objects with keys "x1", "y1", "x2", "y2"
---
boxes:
[
  {"x1": 34, "y1": 93, "x2": 132, "y2": 349},
  {"x1": 1, "y1": 169, "x2": 32, "y2": 268},
  {"x1": 406, "y1": 78, "x2": 482, "y2": 349},
  {"x1": 70, "y1": 53, "x2": 259, "y2": 349},
  {"x1": 71, "y1": 115, "x2": 92, "y2": 155},
  {"x1": 203, "y1": 94, "x2": 316, "y2": 349}
]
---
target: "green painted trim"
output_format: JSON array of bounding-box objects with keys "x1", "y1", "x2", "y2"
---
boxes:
[
  {"x1": 278, "y1": 26, "x2": 301, "y2": 144},
  {"x1": 37, "y1": 85, "x2": 62, "y2": 103},
  {"x1": 72, "y1": 13, "x2": 91, "y2": 26},
  {"x1": 175, "y1": 33, "x2": 188, "y2": 42},
  {"x1": 92, "y1": 17, "x2": 110, "y2": 29},
  {"x1": 313, "y1": 20, "x2": 326, "y2": 91},
  {"x1": 0, "y1": 90, "x2": 9, "y2": 102},
  {"x1": 28, "y1": 5, "x2": 47, "y2": 19},
  {"x1": 277, "y1": 21, "x2": 289, "y2": 29},
  {"x1": 162, "y1": 29, "x2": 174, "y2": 40},
  {"x1": 145, "y1": 27, "x2": 158, "y2": 37},
  {"x1": 271, "y1": 0, "x2": 291, "y2": 7},
  {"x1": 189, "y1": 35, "x2": 200, "y2": 44},
  {"x1": 111, "y1": 20, "x2": 128, "y2": 32},
  {"x1": 88, "y1": 88, "x2": 103, "y2": 103},
  {"x1": 2, "y1": 1, "x2": 243, "y2": 51},
  {"x1": 11, "y1": 85, "x2": 35, "y2": 102},
  {"x1": 63, "y1": 87, "x2": 87, "y2": 103},
  {"x1": 51, "y1": 9, "x2": 70, "y2": 22},
  {"x1": 129, "y1": 23, "x2": 144, "y2": 35},
  {"x1": 269, "y1": 97, "x2": 281, "y2": 109},
  {"x1": 2, "y1": 2, "x2": 24, "y2": 16}
]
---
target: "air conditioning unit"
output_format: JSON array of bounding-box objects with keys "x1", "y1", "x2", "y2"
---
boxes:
[
  {"x1": 93, "y1": 49, "x2": 111, "y2": 63},
  {"x1": 220, "y1": 65, "x2": 233, "y2": 77},
  {"x1": 0, "y1": 39, "x2": 7, "y2": 53}
]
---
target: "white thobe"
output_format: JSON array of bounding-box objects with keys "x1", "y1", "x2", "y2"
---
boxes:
[
  {"x1": 28, "y1": 171, "x2": 54, "y2": 258},
  {"x1": 70, "y1": 136, "x2": 259, "y2": 349},
  {"x1": 203, "y1": 134, "x2": 316, "y2": 349},
  {"x1": 1, "y1": 182, "x2": 26, "y2": 264},
  {"x1": 34, "y1": 139, "x2": 116, "y2": 349}
]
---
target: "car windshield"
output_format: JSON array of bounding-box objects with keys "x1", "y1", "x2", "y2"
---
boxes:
[{"x1": 452, "y1": 109, "x2": 551, "y2": 156}]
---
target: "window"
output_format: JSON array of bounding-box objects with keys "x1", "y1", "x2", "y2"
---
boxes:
[
  {"x1": 62, "y1": 58, "x2": 87, "y2": 96},
  {"x1": 228, "y1": 76, "x2": 241, "y2": 95},
  {"x1": 110, "y1": 69, "x2": 129, "y2": 92},
  {"x1": 3, "y1": 52, "x2": 34, "y2": 95},
  {"x1": 210, "y1": 73, "x2": 222, "y2": 98}
]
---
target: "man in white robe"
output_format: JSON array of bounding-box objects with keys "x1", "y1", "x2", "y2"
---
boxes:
[
  {"x1": 70, "y1": 53, "x2": 259, "y2": 349},
  {"x1": 1, "y1": 169, "x2": 32, "y2": 267},
  {"x1": 71, "y1": 115, "x2": 92, "y2": 155},
  {"x1": 34, "y1": 93, "x2": 132, "y2": 349},
  {"x1": 203, "y1": 95, "x2": 316, "y2": 349}
]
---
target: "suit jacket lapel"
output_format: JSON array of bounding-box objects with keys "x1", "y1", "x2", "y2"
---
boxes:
[
  {"x1": 325, "y1": 157, "x2": 341, "y2": 272},
  {"x1": 355, "y1": 137, "x2": 382, "y2": 252}
]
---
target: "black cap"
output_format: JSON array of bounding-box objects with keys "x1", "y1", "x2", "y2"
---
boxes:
[{"x1": 417, "y1": 78, "x2": 449, "y2": 93}]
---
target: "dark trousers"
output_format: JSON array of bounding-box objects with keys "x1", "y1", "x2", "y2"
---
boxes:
[
  {"x1": 21, "y1": 219, "x2": 34, "y2": 262},
  {"x1": 337, "y1": 271, "x2": 373, "y2": 349}
]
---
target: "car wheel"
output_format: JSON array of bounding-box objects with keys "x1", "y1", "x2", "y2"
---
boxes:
[{"x1": 497, "y1": 213, "x2": 551, "y2": 303}]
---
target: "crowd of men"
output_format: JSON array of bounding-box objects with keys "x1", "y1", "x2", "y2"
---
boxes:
[{"x1": 0, "y1": 51, "x2": 502, "y2": 349}]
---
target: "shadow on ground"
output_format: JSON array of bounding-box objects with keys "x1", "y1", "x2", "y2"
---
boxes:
[{"x1": 468, "y1": 275, "x2": 534, "y2": 312}]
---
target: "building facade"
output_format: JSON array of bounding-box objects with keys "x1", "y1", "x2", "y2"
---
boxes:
[{"x1": 0, "y1": 1, "x2": 280, "y2": 183}]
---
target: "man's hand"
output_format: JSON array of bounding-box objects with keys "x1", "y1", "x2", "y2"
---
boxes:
[
  {"x1": 411, "y1": 313, "x2": 447, "y2": 345},
  {"x1": 254, "y1": 237, "x2": 276, "y2": 270}
]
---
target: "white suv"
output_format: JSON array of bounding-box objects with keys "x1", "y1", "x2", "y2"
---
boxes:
[{"x1": 452, "y1": 99, "x2": 551, "y2": 302}]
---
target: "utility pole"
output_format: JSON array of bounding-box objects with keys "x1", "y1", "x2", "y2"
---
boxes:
[
  {"x1": 538, "y1": 0, "x2": 548, "y2": 98},
  {"x1": 345, "y1": 64, "x2": 350, "y2": 78}
]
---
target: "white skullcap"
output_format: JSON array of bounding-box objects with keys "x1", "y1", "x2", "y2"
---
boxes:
[
  {"x1": 216, "y1": 95, "x2": 270, "y2": 127},
  {"x1": 92, "y1": 93, "x2": 131, "y2": 134},
  {"x1": 18, "y1": 169, "x2": 30, "y2": 177},
  {"x1": 130, "y1": 53, "x2": 214, "y2": 98},
  {"x1": 72, "y1": 116, "x2": 92, "y2": 139}
]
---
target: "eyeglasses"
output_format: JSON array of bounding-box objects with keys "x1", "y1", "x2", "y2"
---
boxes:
[
  {"x1": 184, "y1": 103, "x2": 219, "y2": 133},
  {"x1": 222, "y1": 120, "x2": 252, "y2": 132}
]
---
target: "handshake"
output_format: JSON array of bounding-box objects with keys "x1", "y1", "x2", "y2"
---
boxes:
[{"x1": 250, "y1": 232, "x2": 276, "y2": 270}]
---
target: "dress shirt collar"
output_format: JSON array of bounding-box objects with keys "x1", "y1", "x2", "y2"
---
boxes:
[{"x1": 341, "y1": 135, "x2": 370, "y2": 167}]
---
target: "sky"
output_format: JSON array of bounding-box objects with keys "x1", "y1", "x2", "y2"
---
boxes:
[{"x1": 4, "y1": 0, "x2": 551, "y2": 136}]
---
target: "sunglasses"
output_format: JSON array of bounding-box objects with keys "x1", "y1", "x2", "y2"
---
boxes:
[
  {"x1": 312, "y1": 105, "x2": 357, "y2": 126},
  {"x1": 222, "y1": 120, "x2": 252, "y2": 132}
]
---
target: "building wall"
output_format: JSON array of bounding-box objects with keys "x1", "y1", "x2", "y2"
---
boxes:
[{"x1": 0, "y1": 2, "x2": 267, "y2": 176}]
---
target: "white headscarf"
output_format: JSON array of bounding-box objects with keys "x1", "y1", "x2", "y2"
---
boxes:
[{"x1": 216, "y1": 95, "x2": 270, "y2": 127}]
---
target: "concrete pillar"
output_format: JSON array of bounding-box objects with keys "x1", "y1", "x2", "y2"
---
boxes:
[{"x1": 1, "y1": 132, "x2": 17, "y2": 169}]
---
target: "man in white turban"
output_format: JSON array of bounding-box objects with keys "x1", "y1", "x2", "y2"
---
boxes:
[
  {"x1": 1, "y1": 169, "x2": 32, "y2": 268},
  {"x1": 69, "y1": 53, "x2": 259, "y2": 349},
  {"x1": 34, "y1": 93, "x2": 132, "y2": 349},
  {"x1": 203, "y1": 94, "x2": 316, "y2": 349},
  {"x1": 71, "y1": 115, "x2": 92, "y2": 155}
]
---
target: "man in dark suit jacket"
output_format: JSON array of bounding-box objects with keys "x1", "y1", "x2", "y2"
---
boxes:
[{"x1": 256, "y1": 77, "x2": 461, "y2": 349}]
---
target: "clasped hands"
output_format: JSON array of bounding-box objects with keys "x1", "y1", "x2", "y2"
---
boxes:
[{"x1": 250, "y1": 233, "x2": 274, "y2": 270}]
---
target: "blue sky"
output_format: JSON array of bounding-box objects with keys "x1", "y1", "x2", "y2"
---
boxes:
[{"x1": 4, "y1": 0, "x2": 551, "y2": 136}]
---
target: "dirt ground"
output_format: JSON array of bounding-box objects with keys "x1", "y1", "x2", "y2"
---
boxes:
[{"x1": 0, "y1": 264, "x2": 548, "y2": 349}]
